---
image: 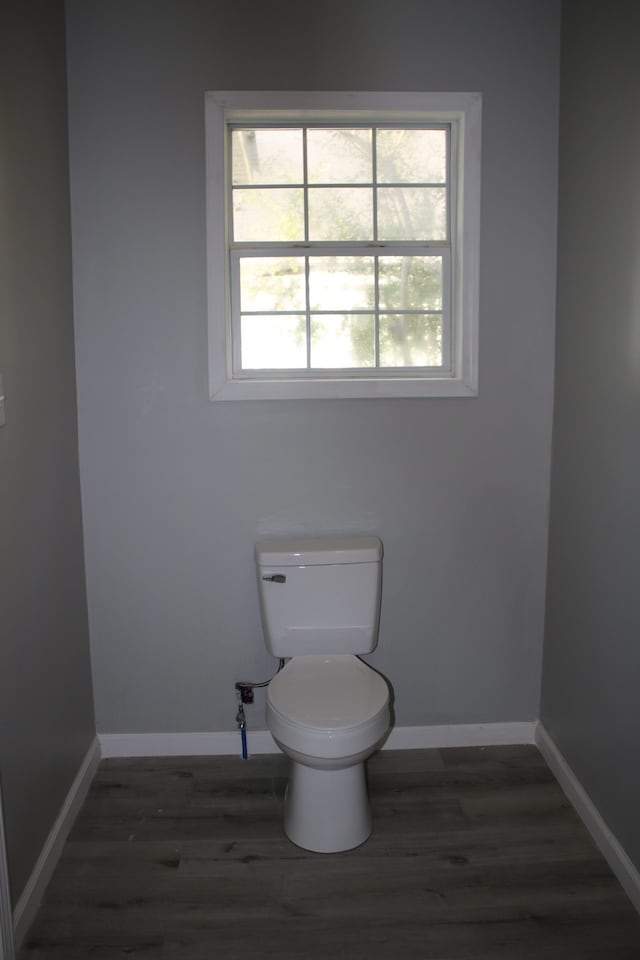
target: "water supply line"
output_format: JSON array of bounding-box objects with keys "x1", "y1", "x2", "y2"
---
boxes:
[
  {"x1": 234, "y1": 660, "x2": 285, "y2": 759},
  {"x1": 236, "y1": 702, "x2": 248, "y2": 760}
]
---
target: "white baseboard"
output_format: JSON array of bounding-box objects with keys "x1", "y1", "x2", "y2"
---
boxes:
[
  {"x1": 12, "y1": 738, "x2": 101, "y2": 948},
  {"x1": 384, "y1": 721, "x2": 536, "y2": 750},
  {"x1": 98, "y1": 721, "x2": 537, "y2": 760},
  {"x1": 0, "y1": 783, "x2": 15, "y2": 960},
  {"x1": 535, "y1": 722, "x2": 640, "y2": 915},
  {"x1": 99, "y1": 730, "x2": 277, "y2": 758}
]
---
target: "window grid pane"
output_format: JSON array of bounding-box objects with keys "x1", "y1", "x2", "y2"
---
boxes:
[
  {"x1": 233, "y1": 251, "x2": 448, "y2": 375},
  {"x1": 229, "y1": 122, "x2": 449, "y2": 246},
  {"x1": 228, "y1": 122, "x2": 452, "y2": 378}
]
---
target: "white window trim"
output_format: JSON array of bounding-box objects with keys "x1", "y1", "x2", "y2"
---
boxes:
[{"x1": 205, "y1": 90, "x2": 481, "y2": 401}]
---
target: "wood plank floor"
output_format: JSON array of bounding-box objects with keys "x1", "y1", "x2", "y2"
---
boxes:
[{"x1": 19, "y1": 745, "x2": 640, "y2": 959}]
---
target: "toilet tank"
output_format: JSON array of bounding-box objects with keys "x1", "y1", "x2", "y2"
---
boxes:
[{"x1": 255, "y1": 536, "x2": 383, "y2": 657}]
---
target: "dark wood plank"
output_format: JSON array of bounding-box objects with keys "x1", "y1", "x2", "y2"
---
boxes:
[{"x1": 19, "y1": 746, "x2": 640, "y2": 959}]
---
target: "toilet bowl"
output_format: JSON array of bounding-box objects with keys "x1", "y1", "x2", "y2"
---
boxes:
[
  {"x1": 255, "y1": 536, "x2": 392, "y2": 853},
  {"x1": 266, "y1": 655, "x2": 390, "y2": 852}
]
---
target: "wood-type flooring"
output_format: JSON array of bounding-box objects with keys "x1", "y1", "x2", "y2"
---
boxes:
[{"x1": 19, "y1": 745, "x2": 640, "y2": 959}]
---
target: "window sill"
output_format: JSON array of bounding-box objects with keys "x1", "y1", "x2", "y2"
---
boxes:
[{"x1": 210, "y1": 375, "x2": 478, "y2": 401}]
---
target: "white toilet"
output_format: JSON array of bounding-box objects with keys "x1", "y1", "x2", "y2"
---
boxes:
[{"x1": 255, "y1": 536, "x2": 391, "y2": 853}]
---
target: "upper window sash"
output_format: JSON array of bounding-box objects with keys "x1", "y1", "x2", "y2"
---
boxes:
[{"x1": 227, "y1": 122, "x2": 452, "y2": 248}]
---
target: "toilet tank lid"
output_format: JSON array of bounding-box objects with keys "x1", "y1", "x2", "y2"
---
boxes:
[{"x1": 255, "y1": 536, "x2": 382, "y2": 567}]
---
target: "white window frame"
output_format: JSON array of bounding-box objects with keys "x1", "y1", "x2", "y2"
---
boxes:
[{"x1": 205, "y1": 91, "x2": 481, "y2": 401}]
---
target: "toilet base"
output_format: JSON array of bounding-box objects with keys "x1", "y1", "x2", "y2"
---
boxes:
[{"x1": 283, "y1": 759, "x2": 372, "y2": 853}]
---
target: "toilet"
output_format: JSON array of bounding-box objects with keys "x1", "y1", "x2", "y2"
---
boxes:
[{"x1": 255, "y1": 536, "x2": 391, "y2": 853}]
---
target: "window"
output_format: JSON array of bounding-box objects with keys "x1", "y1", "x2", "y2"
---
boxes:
[{"x1": 206, "y1": 91, "x2": 481, "y2": 400}]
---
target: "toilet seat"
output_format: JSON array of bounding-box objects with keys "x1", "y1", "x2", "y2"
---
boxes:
[{"x1": 267, "y1": 655, "x2": 390, "y2": 760}]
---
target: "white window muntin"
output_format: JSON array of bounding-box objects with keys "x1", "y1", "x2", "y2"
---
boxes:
[
  {"x1": 229, "y1": 247, "x2": 452, "y2": 379},
  {"x1": 228, "y1": 120, "x2": 453, "y2": 379},
  {"x1": 205, "y1": 91, "x2": 481, "y2": 400},
  {"x1": 228, "y1": 121, "x2": 451, "y2": 247}
]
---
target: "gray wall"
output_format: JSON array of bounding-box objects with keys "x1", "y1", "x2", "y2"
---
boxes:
[
  {"x1": 542, "y1": 0, "x2": 640, "y2": 872},
  {"x1": 0, "y1": 2, "x2": 95, "y2": 903},
  {"x1": 65, "y1": 0, "x2": 560, "y2": 735}
]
